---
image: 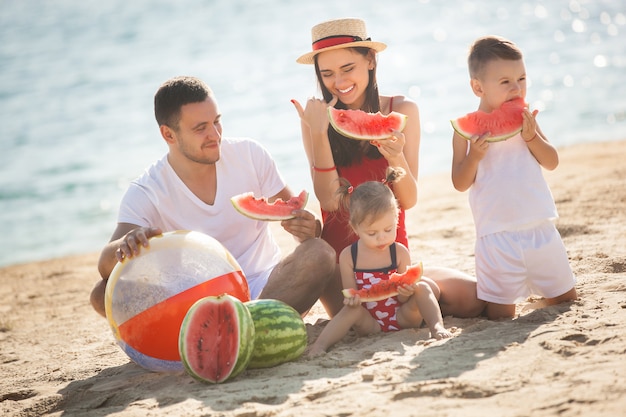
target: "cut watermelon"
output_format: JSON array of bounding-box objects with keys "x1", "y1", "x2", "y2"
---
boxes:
[
  {"x1": 328, "y1": 107, "x2": 408, "y2": 140},
  {"x1": 178, "y1": 294, "x2": 255, "y2": 384},
  {"x1": 342, "y1": 262, "x2": 423, "y2": 302},
  {"x1": 451, "y1": 98, "x2": 527, "y2": 142},
  {"x1": 230, "y1": 190, "x2": 308, "y2": 221}
]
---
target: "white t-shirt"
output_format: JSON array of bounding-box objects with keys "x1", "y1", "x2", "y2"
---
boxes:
[
  {"x1": 469, "y1": 133, "x2": 558, "y2": 238},
  {"x1": 117, "y1": 137, "x2": 286, "y2": 294}
]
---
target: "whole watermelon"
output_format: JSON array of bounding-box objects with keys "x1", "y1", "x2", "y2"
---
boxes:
[
  {"x1": 178, "y1": 294, "x2": 255, "y2": 383},
  {"x1": 244, "y1": 299, "x2": 308, "y2": 369}
]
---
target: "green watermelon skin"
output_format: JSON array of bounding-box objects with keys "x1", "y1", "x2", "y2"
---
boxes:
[
  {"x1": 178, "y1": 294, "x2": 255, "y2": 383},
  {"x1": 244, "y1": 299, "x2": 308, "y2": 369},
  {"x1": 230, "y1": 190, "x2": 309, "y2": 221},
  {"x1": 342, "y1": 262, "x2": 424, "y2": 302},
  {"x1": 451, "y1": 98, "x2": 526, "y2": 142},
  {"x1": 328, "y1": 107, "x2": 408, "y2": 141}
]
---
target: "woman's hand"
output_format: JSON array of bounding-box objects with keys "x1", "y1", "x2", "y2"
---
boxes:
[
  {"x1": 370, "y1": 129, "x2": 405, "y2": 161},
  {"x1": 291, "y1": 96, "x2": 339, "y2": 135}
]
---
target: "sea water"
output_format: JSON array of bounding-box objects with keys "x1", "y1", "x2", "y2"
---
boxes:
[{"x1": 1, "y1": 0, "x2": 624, "y2": 267}]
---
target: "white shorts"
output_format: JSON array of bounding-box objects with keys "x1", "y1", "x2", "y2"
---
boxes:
[{"x1": 476, "y1": 220, "x2": 575, "y2": 304}]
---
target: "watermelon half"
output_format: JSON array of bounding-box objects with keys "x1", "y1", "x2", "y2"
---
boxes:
[
  {"x1": 328, "y1": 107, "x2": 408, "y2": 140},
  {"x1": 342, "y1": 262, "x2": 424, "y2": 302},
  {"x1": 178, "y1": 294, "x2": 255, "y2": 383},
  {"x1": 230, "y1": 190, "x2": 308, "y2": 221},
  {"x1": 451, "y1": 97, "x2": 527, "y2": 142}
]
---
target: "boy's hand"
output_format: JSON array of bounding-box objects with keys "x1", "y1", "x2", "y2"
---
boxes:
[
  {"x1": 521, "y1": 108, "x2": 539, "y2": 142},
  {"x1": 468, "y1": 132, "x2": 490, "y2": 160}
]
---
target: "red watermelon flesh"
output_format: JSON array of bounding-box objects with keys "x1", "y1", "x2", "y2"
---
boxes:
[
  {"x1": 328, "y1": 107, "x2": 408, "y2": 141},
  {"x1": 178, "y1": 294, "x2": 255, "y2": 383},
  {"x1": 230, "y1": 190, "x2": 308, "y2": 221},
  {"x1": 342, "y1": 262, "x2": 424, "y2": 302},
  {"x1": 451, "y1": 97, "x2": 527, "y2": 142}
]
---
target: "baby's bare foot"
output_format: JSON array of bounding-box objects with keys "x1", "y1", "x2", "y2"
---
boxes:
[
  {"x1": 306, "y1": 346, "x2": 327, "y2": 358},
  {"x1": 431, "y1": 324, "x2": 453, "y2": 340}
]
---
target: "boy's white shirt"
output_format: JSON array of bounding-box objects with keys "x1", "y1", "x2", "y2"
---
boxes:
[{"x1": 469, "y1": 132, "x2": 558, "y2": 237}]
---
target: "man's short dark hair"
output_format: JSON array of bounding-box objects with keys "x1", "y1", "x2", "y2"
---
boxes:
[{"x1": 154, "y1": 76, "x2": 213, "y2": 130}]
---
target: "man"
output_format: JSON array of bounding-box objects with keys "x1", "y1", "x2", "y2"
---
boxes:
[{"x1": 91, "y1": 76, "x2": 336, "y2": 317}]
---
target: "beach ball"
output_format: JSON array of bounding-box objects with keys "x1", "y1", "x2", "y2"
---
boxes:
[{"x1": 105, "y1": 230, "x2": 250, "y2": 372}]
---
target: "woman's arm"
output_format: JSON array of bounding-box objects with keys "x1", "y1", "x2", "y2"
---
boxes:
[
  {"x1": 376, "y1": 96, "x2": 420, "y2": 210},
  {"x1": 293, "y1": 98, "x2": 342, "y2": 211}
]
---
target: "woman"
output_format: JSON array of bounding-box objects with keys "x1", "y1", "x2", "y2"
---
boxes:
[{"x1": 292, "y1": 18, "x2": 486, "y2": 319}]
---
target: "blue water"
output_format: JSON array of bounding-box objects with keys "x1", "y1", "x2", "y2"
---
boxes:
[{"x1": 1, "y1": 0, "x2": 624, "y2": 267}]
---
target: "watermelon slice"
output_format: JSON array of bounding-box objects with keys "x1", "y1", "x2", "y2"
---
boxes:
[
  {"x1": 178, "y1": 294, "x2": 255, "y2": 383},
  {"x1": 342, "y1": 262, "x2": 423, "y2": 302},
  {"x1": 328, "y1": 107, "x2": 408, "y2": 140},
  {"x1": 451, "y1": 97, "x2": 527, "y2": 142},
  {"x1": 230, "y1": 190, "x2": 308, "y2": 221}
]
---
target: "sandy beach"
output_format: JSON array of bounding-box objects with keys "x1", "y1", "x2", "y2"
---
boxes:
[{"x1": 1, "y1": 139, "x2": 625, "y2": 417}]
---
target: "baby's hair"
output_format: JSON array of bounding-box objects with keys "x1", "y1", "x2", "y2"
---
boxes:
[
  {"x1": 468, "y1": 35, "x2": 523, "y2": 79},
  {"x1": 336, "y1": 166, "x2": 406, "y2": 228}
]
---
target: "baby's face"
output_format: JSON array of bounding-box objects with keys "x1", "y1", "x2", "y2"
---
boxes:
[{"x1": 473, "y1": 58, "x2": 527, "y2": 112}]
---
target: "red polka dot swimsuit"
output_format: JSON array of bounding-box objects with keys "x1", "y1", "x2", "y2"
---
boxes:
[{"x1": 351, "y1": 242, "x2": 401, "y2": 332}]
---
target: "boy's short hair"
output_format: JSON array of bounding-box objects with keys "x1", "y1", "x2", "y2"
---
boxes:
[
  {"x1": 154, "y1": 76, "x2": 213, "y2": 130},
  {"x1": 468, "y1": 36, "x2": 523, "y2": 79}
]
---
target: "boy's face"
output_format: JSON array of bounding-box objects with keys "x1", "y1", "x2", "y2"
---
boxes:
[{"x1": 471, "y1": 58, "x2": 527, "y2": 112}]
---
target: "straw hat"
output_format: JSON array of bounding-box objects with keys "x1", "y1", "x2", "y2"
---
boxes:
[{"x1": 296, "y1": 18, "x2": 387, "y2": 65}]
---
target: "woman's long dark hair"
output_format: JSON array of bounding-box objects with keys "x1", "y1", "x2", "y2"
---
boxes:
[{"x1": 315, "y1": 47, "x2": 383, "y2": 167}]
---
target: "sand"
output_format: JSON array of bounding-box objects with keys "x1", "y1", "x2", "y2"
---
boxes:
[{"x1": 1, "y1": 140, "x2": 625, "y2": 417}]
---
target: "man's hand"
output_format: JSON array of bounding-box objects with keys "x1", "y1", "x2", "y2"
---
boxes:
[
  {"x1": 280, "y1": 210, "x2": 320, "y2": 242},
  {"x1": 116, "y1": 226, "x2": 162, "y2": 261}
]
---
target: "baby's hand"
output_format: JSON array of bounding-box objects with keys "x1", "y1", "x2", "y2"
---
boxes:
[
  {"x1": 343, "y1": 294, "x2": 361, "y2": 307},
  {"x1": 396, "y1": 283, "x2": 416, "y2": 297}
]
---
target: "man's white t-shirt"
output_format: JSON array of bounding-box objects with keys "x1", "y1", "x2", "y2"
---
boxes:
[{"x1": 117, "y1": 137, "x2": 286, "y2": 297}]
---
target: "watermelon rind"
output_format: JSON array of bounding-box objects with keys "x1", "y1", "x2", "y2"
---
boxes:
[
  {"x1": 451, "y1": 97, "x2": 526, "y2": 143},
  {"x1": 230, "y1": 190, "x2": 309, "y2": 221},
  {"x1": 342, "y1": 261, "x2": 424, "y2": 302},
  {"x1": 450, "y1": 120, "x2": 521, "y2": 143},
  {"x1": 328, "y1": 107, "x2": 408, "y2": 141},
  {"x1": 178, "y1": 294, "x2": 255, "y2": 384},
  {"x1": 244, "y1": 299, "x2": 308, "y2": 369}
]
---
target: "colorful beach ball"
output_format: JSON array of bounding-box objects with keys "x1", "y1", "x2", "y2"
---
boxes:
[{"x1": 105, "y1": 230, "x2": 250, "y2": 372}]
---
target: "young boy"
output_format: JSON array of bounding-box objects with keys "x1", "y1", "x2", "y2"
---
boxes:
[{"x1": 451, "y1": 35, "x2": 577, "y2": 320}]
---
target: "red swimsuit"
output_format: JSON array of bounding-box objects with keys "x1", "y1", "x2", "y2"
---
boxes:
[{"x1": 352, "y1": 242, "x2": 401, "y2": 332}]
